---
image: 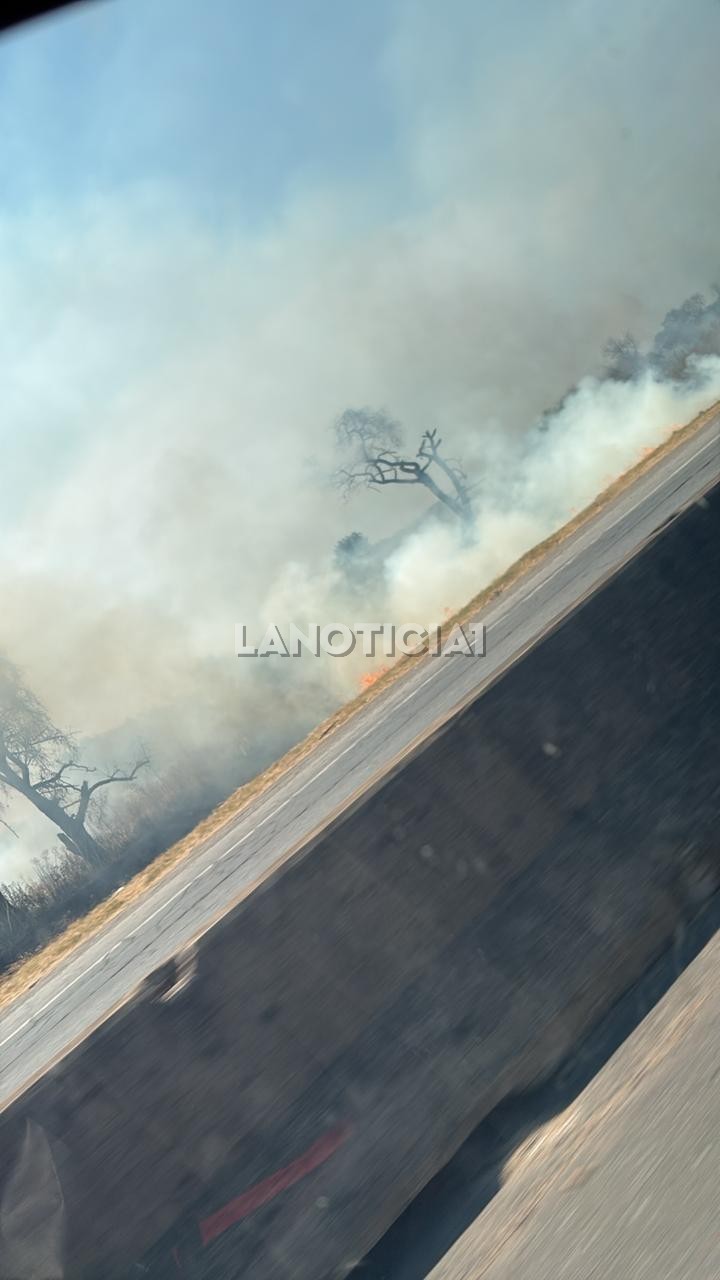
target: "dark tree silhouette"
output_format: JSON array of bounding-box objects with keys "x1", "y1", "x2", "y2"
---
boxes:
[
  {"x1": 603, "y1": 332, "x2": 643, "y2": 382},
  {"x1": 0, "y1": 657, "x2": 148, "y2": 865},
  {"x1": 334, "y1": 407, "x2": 474, "y2": 529},
  {"x1": 335, "y1": 531, "x2": 371, "y2": 561},
  {"x1": 601, "y1": 287, "x2": 720, "y2": 387},
  {"x1": 648, "y1": 288, "x2": 720, "y2": 381},
  {"x1": 334, "y1": 530, "x2": 387, "y2": 600}
]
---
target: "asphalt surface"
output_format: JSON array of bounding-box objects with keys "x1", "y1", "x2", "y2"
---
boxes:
[
  {"x1": 355, "y1": 860, "x2": 720, "y2": 1280},
  {"x1": 1, "y1": 415, "x2": 719, "y2": 1108},
  {"x1": 427, "y1": 923, "x2": 720, "y2": 1280}
]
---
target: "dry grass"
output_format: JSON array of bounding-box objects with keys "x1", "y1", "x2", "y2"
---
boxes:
[{"x1": 0, "y1": 400, "x2": 717, "y2": 1010}]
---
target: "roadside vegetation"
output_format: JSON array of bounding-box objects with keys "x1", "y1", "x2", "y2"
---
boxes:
[{"x1": 1, "y1": 287, "x2": 720, "y2": 993}]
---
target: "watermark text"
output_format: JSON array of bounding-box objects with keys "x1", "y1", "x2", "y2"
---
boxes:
[{"x1": 235, "y1": 622, "x2": 486, "y2": 658}]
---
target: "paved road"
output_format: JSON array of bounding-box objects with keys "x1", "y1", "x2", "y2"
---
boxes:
[
  {"x1": 427, "y1": 923, "x2": 720, "y2": 1280},
  {"x1": 1, "y1": 415, "x2": 719, "y2": 1107}
]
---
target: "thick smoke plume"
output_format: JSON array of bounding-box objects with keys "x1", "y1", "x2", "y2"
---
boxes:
[{"x1": 1, "y1": 0, "x2": 720, "y2": 884}]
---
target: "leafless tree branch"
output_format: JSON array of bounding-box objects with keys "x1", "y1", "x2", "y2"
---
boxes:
[
  {"x1": 333, "y1": 409, "x2": 475, "y2": 529},
  {"x1": 0, "y1": 656, "x2": 151, "y2": 864}
]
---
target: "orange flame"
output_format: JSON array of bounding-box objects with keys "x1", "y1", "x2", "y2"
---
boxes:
[{"x1": 359, "y1": 664, "x2": 390, "y2": 690}]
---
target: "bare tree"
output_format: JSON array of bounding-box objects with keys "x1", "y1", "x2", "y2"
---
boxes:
[
  {"x1": 0, "y1": 657, "x2": 148, "y2": 865},
  {"x1": 334, "y1": 407, "x2": 474, "y2": 529},
  {"x1": 333, "y1": 530, "x2": 387, "y2": 602},
  {"x1": 603, "y1": 332, "x2": 643, "y2": 382},
  {"x1": 649, "y1": 289, "x2": 720, "y2": 381}
]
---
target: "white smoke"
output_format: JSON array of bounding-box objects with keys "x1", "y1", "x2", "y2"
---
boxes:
[
  {"x1": 1, "y1": 0, "x2": 720, "y2": 876},
  {"x1": 386, "y1": 362, "x2": 720, "y2": 621},
  {"x1": 256, "y1": 360, "x2": 720, "y2": 643}
]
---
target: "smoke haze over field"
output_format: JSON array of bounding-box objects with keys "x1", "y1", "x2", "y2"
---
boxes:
[{"x1": 1, "y1": 0, "x2": 719, "y2": 878}]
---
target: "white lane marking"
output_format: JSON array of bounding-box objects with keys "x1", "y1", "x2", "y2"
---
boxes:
[
  {"x1": 126, "y1": 883, "x2": 190, "y2": 936},
  {"x1": 192, "y1": 425, "x2": 718, "y2": 861},
  {"x1": 0, "y1": 882, "x2": 193, "y2": 1049},
  {"x1": 392, "y1": 433, "x2": 718, "y2": 710},
  {"x1": 0, "y1": 952, "x2": 109, "y2": 1048},
  {"x1": 1, "y1": 431, "x2": 716, "y2": 1057},
  {"x1": 212, "y1": 438, "x2": 699, "y2": 854},
  {"x1": 216, "y1": 712, "x2": 384, "y2": 858}
]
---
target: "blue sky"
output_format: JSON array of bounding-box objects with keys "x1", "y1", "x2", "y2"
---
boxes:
[
  {"x1": 0, "y1": 0, "x2": 421, "y2": 531},
  {"x1": 0, "y1": 0, "x2": 406, "y2": 226}
]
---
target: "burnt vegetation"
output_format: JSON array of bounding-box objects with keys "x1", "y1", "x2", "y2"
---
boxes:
[
  {"x1": 538, "y1": 287, "x2": 720, "y2": 433},
  {"x1": 0, "y1": 657, "x2": 337, "y2": 977},
  {"x1": 2, "y1": 284, "x2": 720, "y2": 978},
  {"x1": 604, "y1": 288, "x2": 720, "y2": 383},
  {"x1": 0, "y1": 657, "x2": 148, "y2": 867}
]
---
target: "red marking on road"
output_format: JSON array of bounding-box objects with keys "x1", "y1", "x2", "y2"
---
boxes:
[{"x1": 198, "y1": 1123, "x2": 351, "y2": 1246}]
